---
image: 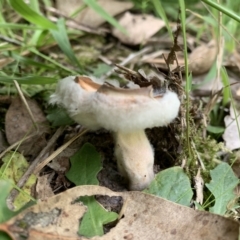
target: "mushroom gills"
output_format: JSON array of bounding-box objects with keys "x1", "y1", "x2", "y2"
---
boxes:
[{"x1": 114, "y1": 130, "x2": 154, "y2": 191}]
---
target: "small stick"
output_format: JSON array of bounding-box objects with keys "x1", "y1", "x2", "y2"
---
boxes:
[
  {"x1": 0, "y1": 133, "x2": 37, "y2": 159},
  {"x1": 9, "y1": 126, "x2": 65, "y2": 202},
  {"x1": 34, "y1": 128, "x2": 88, "y2": 174}
]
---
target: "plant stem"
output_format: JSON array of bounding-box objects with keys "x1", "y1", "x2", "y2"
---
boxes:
[{"x1": 179, "y1": 0, "x2": 192, "y2": 165}]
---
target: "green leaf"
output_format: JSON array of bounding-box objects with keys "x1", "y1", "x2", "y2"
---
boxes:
[
  {"x1": 0, "y1": 232, "x2": 11, "y2": 240},
  {"x1": 83, "y1": 0, "x2": 127, "y2": 34},
  {"x1": 8, "y1": 0, "x2": 57, "y2": 30},
  {"x1": 51, "y1": 18, "x2": 81, "y2": 70},
  {"x1": 0, "y1": 179, "x2": 16, "y2": 223},
  {"x1": 206, "y1": 162, "x2": 239, "y2": 215},
  {"x1": 207, "y1": 125, "x2": 225, "y2": 134},
  {"x1": 78, "y1": 196, "x2": 118, "y2": 237},
  {"x1": 46, "y1": 107, "x2": 74, "y2": 127},
  {"x1": 66, "y1": 143, "x2": 102, "y2": 185},
  {"x1": 144, "y1": 167, "x2": 193, "y2": 206},
  {"x1": 90, "y1": 63, "x2": 112, "y2": 78}
]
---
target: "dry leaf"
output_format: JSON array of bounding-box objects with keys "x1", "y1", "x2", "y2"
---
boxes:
[
  {"x1": 223, "y1": 115, "x2": 239, "y2": 151},
  {"x1": 223, "y1": 105, "x2": 240, "y2": 150},
  {"x1": 189, "y1": 40, "x2": 218, "y2": 75},
  {"x1": 0, "y1": 185, "x2": 238, "y2": 240},
  {"x1": 0, "y1": 130, "x2": 8, "y2": 152},
  {"x1": 5, "y1": 97, "x2": 50, "y2": 157},
  {"x1": 56, "y1": 0, "x2": 133, "y2": 28},
  {"x1": 225, "y1": 50, "x2": 240, "y2": 72},
  {"x1": 112, "y1": 12, "x2": 165, "y2": 45},
  {"x1": 36, "y1": 174, "x2": 54, "y2": 200}
]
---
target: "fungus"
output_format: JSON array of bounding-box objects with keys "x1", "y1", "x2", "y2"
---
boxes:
[{"x1": 50, "y1": 76, "x2": 180, "y2": 190}]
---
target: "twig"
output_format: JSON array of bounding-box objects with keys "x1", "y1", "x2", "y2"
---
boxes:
[
  {"x1": 9, "y1": 126, "x2": 66, "y2": 202},
  {"x1": 34, "y1": 128, "x2": 88, "y2": 174},
  {"x1": 0, "y1": 35, "x2": 22, "y2": 46},
  {"x1": 101, "y1": 46, "x2": 152, "y2": 80},
  {"x1": 0, "y1": 133, "x2": 37, "y2": 159}
]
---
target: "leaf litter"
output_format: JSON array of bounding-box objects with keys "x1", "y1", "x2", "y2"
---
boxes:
[{"x1": 0, "y1": 185, "x2": 238, "y2": 240}]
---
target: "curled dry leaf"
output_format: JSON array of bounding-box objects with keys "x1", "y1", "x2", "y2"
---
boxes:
[
  {"x1": 189, "y1": 40, "x2": 218, "y2": 75},
  {"x1": 5, "y1": 97, "x2": 50, "y2": 157},
  {"x1": 194, "y1": 168, "x2": 204, "y2": 205},
  {"x1": 112, "y1": 12, "x2": 165, "y2": 45},
  {"x1": 0, "y1": 185, "x2": 238, "y2": 240},
  {"x1": 56, "y1": 0, "x2": 133, "y2": 28}
]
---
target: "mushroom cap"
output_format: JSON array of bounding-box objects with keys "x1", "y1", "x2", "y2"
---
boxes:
[
  {"x1": 50, "y1": 76, "x2": 180, "y2": 132},
  {"x1": 49, "y1": 76, "x2": 101, "y2": 130},
  {"x1": 93, "y1": 84, "x2": 180, "y2": 132}
]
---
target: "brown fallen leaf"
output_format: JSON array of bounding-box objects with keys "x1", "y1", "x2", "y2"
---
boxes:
[
  {"x1": 0, "y1": 130, "x2": 8, "y2": 152},
  {"x1": 225, "y1": 50, "x2": 240, "y2": 73},
  {"x1": 35, "y1": 174, "x2": 54, "y2": 200},
  {"x1": 0, "y1": 185, "x2": 238, "y2": 240},
  {"x1": 56, "y1": 0, "x2": 133, "y2": 28},
  {"x1": 5, "y1": 97, "x2": 50, "y2": 157},
  {"x1": 189, "y1": 40, "x2": 218, "y2": 75},
  {"x1": 112, "y1": 12, "x2": 165, "y2": 45}
]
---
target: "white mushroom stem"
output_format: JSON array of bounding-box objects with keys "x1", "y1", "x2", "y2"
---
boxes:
[{"x1": 114, "y1": 131, "x2": 154, "y2": 191}]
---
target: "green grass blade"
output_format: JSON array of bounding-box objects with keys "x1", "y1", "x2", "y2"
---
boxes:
[
  {"x1": 8, "y1": 0, "x2": 57, "y2": 30},
  {"x1": 221, "y1": 67, "x2": 230, "y2": 106},
  {"x1": 11, "y1": 54, "x2": 56, "y2": 70},
  {"x1": 151, "y1": 0, "x2": 173, "y2": 40},
  {"x1": 51, "y1": 18, "x2": 82, "y2": 71},
  {"x1": 83, "y1": 0, "x2": 127, "y2": 34},
  {"x1": 30, "y1": 48, "x2": 77, "y2": 73},
  {"x1": 0, "y1": 23, "x2": 45, "y2": 30},
  {"x1": 201, "y1": 0, "x2": 240, "y2": 23},
  {"x1": 0, "y1": 75, "x2": 57, "y2": 84},
  {"x1": 29, "y1": 0, "x2": 40, "y2": 12},
  {"x1": 179, "y1": 0, "x2": 192, "y2": 165}
]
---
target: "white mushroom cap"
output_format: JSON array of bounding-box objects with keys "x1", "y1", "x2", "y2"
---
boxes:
[
  {"x1": 49, "y1": 76, "x2": 101, "y2": 130},
  {"x1": 93, "y1": 84, "x2": 180, "y2": 132},
  {"x1": 50, "y1": 76, "x2": 180, "y2": 132}
]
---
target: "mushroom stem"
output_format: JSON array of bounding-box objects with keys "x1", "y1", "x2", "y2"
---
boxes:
[{"x1": 114, "y1": 130, "x2": 154, "y2": 191}]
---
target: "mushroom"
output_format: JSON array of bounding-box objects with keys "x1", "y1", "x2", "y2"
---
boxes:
[{"x1": 50, "y1": 76, "x2": 180, "y2": 190}]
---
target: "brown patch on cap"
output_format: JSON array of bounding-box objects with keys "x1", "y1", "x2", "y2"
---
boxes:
[
  {"x1": 97, "y1": 84, "x2": 153, "y2": 98},
  {"x1": 74, "y1": 76, "x2": 101, "y2": 92}
]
